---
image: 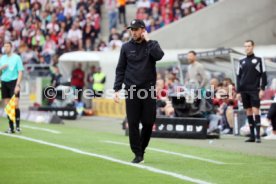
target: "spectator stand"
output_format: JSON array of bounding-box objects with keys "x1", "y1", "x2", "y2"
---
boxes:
[{"x1": 133, "y1": 0, "x2": 219, "y2": 34}]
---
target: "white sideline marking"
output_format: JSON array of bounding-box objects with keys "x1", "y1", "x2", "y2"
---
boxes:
[
  {"x1": 21, "y1": 125, "x2": 61, "y2": 134},
  {"x1": 104, "y1": 140, "x2": 226, "y2": 165},
  {"x1": 0, "y1": 132, "x2": 212, "y2": 184}
]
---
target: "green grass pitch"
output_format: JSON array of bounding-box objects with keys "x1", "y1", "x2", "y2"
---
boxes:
[{"x1": 0, "y1": 118, "x2": 276, "y2": 184}]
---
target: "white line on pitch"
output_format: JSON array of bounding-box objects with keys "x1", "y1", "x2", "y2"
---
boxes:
[
  {"x1": 103, "y1": 140, "x2": 226, "y2": 165},
  {"x1": 21, "y1": 125, "x2": 61, "y2": 134},
  {"x1": 0, "y1": 132, "x2": 212, "y2": 184}
]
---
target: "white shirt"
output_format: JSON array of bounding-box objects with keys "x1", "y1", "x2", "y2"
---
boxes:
[
  {"x1": 12, "y1": 19, "x2": 25, "y2": 32},
  {"x1": 105, "y1": 0, "x2": 117, "y2": 13},
  {"x1": 46, "y1": 22, "x2": 60, "y2": 32},
  {"x1": 5, "y1": 5, "x2": 17, "y2": 19},
  {"x1": 109, "y1": 40, "x2": 123, "y2": 49},
  {"x1": 137, "y1": 0, "x2": 151, "y2": 9},
  {"x1": 181, "y1": 1, "x2": 192, "y2": 10},
  {"x1": 64, "y1": 6, "x2": 76, "y2": 17},
  {"x1": 67, "y1": 29, "x2": 82, "y2": 42},
  {"x1": 186, "y1": 61, "x2": 208, "y2": 88}
]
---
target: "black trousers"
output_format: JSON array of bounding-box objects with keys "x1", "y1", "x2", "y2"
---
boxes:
[
  {"x1": 125, "y1": 88, "x2": 156, "y2": 156},
  {"x1": 118, "y1": 5, "x2": 127, "y2": 25},
  {"x1": 267, "y1": 103, "x2": 276, "y2": 131},
  {"x1": 75, "y1": 87, "x2": 83, "y2": 102}
]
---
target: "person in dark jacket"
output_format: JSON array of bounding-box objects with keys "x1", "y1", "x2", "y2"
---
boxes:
[
  {"x1": 51, "y1": 66, "x2": 62, "y2": 88},
  {"x1": 113, "y1": 19, "x2": 164, "y2": 163},
  {"x1": 236, "y1": 40, "x2": 267, "y2": 143}
]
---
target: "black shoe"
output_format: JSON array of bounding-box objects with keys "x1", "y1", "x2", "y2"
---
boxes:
[
  {"x1": 255, "y1": 138, "x2": 261, "y2": 143},
  {"x1": 245, "y1": 138, "x2": 255, "y2": 142},
  {"x1": 5, "y1": 129, "x2": 15, "y2": 134},
  {"x1": 131, "y1": 156, "x2": 144, "y2": 164}
]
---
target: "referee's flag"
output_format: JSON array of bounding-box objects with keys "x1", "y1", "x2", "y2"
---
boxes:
[{"x1": 4, "y1": 95, "x2": 16, "y2": 123}]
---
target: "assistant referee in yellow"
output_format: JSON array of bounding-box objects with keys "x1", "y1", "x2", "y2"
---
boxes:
[{"x1": 0, "y1": 42, "x2": 24, "y2": 133}]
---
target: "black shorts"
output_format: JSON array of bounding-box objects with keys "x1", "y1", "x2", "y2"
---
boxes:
[
  {"x1": 241, "y1": 91, "x2": 260, "y2": 109},
  {"x1": 1, "y1": 79, "x2": 20, "y2": 99}
]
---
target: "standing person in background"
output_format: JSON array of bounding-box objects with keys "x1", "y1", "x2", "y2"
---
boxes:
[
  {"x1": 93, "y1": 67, "x2": 106, "y2": 97},
  {"x1": 236, "y1": 40, "x2": 267, "y2": 143},
  {"x1": 185, "y1": 50, "x2": 208, "y2": 89},
  {"x1": 71, "y1": 63, "x2": 85, "y2": 102},
  {"x1": 117, "y1": 0, "x2": 127, "y2": 26},
  {"x1": 86, "y1": 65, "x2": 96, "y2": 107},
  {"x1": 0, "y1": 42, "x2": 24, "y2": 134},
  {"x1": 51, "y1": 66, "x2": 62, "y2": 88},
  {"x1": 87, "y1": 65, "x2": 96, "y2": 91},
  {"x1": 106, "y1": 0, "x2": 118, "y2": 30}
]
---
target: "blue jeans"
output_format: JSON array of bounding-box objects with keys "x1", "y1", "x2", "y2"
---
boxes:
[{"x1": 109, "y1": 11, "x2": 118, "y2": 30}]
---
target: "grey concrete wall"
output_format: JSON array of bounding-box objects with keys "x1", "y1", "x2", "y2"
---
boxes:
[{"x1": 150, "y1": 0, "x2": 276, "y2": 49}]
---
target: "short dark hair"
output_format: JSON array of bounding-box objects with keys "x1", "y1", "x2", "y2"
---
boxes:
[
  {"x1": 245, "y1": 40, "x2": 255, "y2": 46},
  {"x1": 188, "y1": 50, "x2": 197, "y2": 56},
  {"x1": 4, "y1": 41, "x2": 13, "y2": 47}
]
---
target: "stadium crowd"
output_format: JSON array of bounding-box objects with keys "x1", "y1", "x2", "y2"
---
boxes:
[
  {"x1": 135, "y1": 0, "x2": 218, "y2": 33},
  {"x1": 0, "y1": 0, "x2": 219, "y2": 66},
  {"x1": 0, "y1": 0, "x2": 105, "y2": 65}
]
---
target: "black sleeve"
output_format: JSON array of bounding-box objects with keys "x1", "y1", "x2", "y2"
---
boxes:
[
  {"x1": 147, "y1": 40, "x2": 164, "y2": 62},
  {"x1": 15, "y1": 2, "x2": 20, "y2": 13},
  {"x1": 260, "y1": 58, "x2": 268, "y2": 90},
  {"x1": 236, "y1": 61, "x2": 242, "y2": 93},
  {"x1": 113, "y1": 46, "x2": 127, "y2": 91},
  {"x1": 50, "y1": 74, "x2": 55, "y2": 84},
  {"x1": 101, "y1": 76, "x2": 106, "y2": 84},
  {"x1": 267, "y1": 103, "x2": 276, "y2": 120}
]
